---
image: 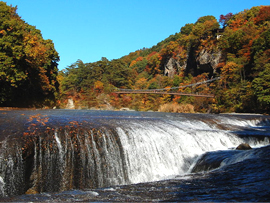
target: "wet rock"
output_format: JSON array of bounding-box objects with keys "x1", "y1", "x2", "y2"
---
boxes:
[
  {"x1": 236, "y1": 143, "x2": 252, "y2": 150},
  {"x1": 191, "y1": 150, "x2": 240, "y2": 173}
]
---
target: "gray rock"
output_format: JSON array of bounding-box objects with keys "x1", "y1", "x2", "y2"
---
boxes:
[
  {"x1": 164, "y1": 58, "x2": 181, "y2": 78},
  {"x1": 197, "y1": 48, "x2": 222, "y2": 72}
]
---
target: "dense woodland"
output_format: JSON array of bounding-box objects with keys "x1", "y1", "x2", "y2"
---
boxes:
[
  {"x1": 0, "y1": 2, "x2": 59, "y2": 107},
  {"x1": 59, "y1": 5, "x2": 270, "y2": 113},
  {"x1": 1, "y1": 2, "x2": 270, "y2": 113}
]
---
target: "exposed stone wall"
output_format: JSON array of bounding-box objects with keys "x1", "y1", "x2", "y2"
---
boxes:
[
  {"x1": 164, "y1": 58, "x2": 181, "y2": 78},
  {"x1": 196, "y1": 48, "x2": 222, "y2": 73},
  {"x1": 164, "y1": 48, "x2": 222, "y2": 77}
]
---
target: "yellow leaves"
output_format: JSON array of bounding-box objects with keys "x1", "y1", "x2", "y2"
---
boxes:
[
  {"x1": 23, "y1": 32, "x2": 49, "y2": 67},
  {"x1": 221, "y1": 61, "x2": 239, "y2": 76},
  {"x1": 129, "y1": 60, "x2": 137, "y2": 67},
  {"x1": 135, "y1": 77, "x2": 148, "y2": 89},
  {"x1": 94, "y1": 81, "x2": 104, "y2": 93},
  {"x1": 161, "y1": 41, "x2": 179, "y2": 56}
]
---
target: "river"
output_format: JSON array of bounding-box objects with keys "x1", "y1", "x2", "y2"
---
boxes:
[{"x1": 0, "y1": 109, "x2": 269, "y2": 201}]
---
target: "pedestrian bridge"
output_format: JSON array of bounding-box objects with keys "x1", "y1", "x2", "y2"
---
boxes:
[{"x1": 113, "y1": 77, "x2": 220, "y2": 98}]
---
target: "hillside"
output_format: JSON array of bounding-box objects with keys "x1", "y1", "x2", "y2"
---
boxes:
[{"x1": 60, "y1": 6, "x2": 270, "y2": 113}]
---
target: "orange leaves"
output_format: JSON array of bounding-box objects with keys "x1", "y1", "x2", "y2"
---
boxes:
[
  {"x1": 27, "y1": 114, "x2": 49, "y2": 126},
  {"x1": 221, "y1": 62, "x2": 239, "y2": 75},
  {"x1": 147, "y1": 51, "x2": 157, "y2": 59},
  {"x1": 229, "y1": 18, "x2": 247, "y2": 31},
  {"x1": 255, "y1": 6, "x2": 270, "y2": 24},
  {"x1": 23, "y1": 114, "x2": 50, "y2": 138},
  {"x1": 136, "y1": 56, "x2": 144, "y2": 62},
  {"x1": 239, "y1": 40, "x2": 253, "y2": 60},
  {"x1": 220, "y1": 62, "x2": 243, "y2": 87},
  {"x1": 0, "y1": 29, "x2": 6, "y2": 36},
  {"x1": 129, "y1": 56, "x2": 144, "y2": 68},
  {"x1": 129, "y1": 60, "x2": 137, "y2": 67},
  {"x1": 69, "y1": 121, "x2": 80, "y2": 128}
]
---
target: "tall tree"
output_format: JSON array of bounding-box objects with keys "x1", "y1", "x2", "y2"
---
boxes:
[{"x1": 0, "y1": 2, "x2": 59, "y2": 107}]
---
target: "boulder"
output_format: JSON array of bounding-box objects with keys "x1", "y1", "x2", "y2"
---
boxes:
[
  {"x1": 236, "y1": 143, "x2": 252, "y2": 150},
  {"x1": 66, "y1": 98, "x2": 75, "y2": 109}
]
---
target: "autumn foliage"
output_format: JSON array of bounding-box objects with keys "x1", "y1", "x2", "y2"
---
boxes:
[
  {"x1": 0, "y1": 2, "x2": 59, "y2": 107},
  {"x1": 1, "y1": 2, "x2": 270, "y2": 113},
  {"x1": 57, "y1": 5, "x2": 270, "y2": 114}
]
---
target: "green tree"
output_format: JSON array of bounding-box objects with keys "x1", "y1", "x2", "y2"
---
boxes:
[
  {"x1": 180, "y1": 23, "x2": 194, "y2": 35},
  {"x1": 0, "y1": 2, "x2": 59, "y2": 107},
  {"x1": 195, "y1": 15, "x2": 217, "y2": 24},
  {"x1": 252, "y1": 63, "x2": 270, "y2": 112}
]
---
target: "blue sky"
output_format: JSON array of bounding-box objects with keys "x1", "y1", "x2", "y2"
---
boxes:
[{"x1": 3, "y1": 0, "x2": 270, "y2": 70}]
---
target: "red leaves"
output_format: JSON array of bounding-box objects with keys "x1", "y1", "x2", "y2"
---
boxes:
[
  {"x1": 255, "y1": 6, "x2": 270, "y2": 24},
  {"x1": 219, "y1": 13, "x2": 233, "y2": 27}
]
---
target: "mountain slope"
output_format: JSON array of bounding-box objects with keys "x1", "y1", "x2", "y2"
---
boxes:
[{"x1": 60, "y1": 6, "x2": 270, "y2": 114}]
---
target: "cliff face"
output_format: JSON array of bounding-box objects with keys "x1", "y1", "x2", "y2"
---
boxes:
[
  {"x1": 164, "y1": 58, "x2": 181, "y2": 78},
  {"x1": 196, "y1": 48, "x2": 222, "y2": 75},
  {"x1": 164, "y1": 47, "x2": 222, "y2": 78}
]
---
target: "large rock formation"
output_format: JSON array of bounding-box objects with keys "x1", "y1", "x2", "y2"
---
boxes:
[
  {"x1": 196, "y1": 48, "x2": 222, "y2": 74},
  {"x1": 164, "y1": 47, "x2": 222, "y2": 77},
  {"x1": 164, "y1": 58, "x2": 181, "y2": 78}
]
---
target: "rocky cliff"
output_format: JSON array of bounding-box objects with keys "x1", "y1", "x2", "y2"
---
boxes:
[{"x1": 164, "y1": 47, "x2": 223, "y2": 78}]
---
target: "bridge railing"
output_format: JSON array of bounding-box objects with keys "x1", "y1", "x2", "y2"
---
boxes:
[{"x1": 114, "y1": 77, "x2": 220, "y2": 93}]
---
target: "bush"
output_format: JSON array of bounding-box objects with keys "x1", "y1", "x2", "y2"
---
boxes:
[{"x1": 158, "y1": 103, "x2": 195, "y2": 113}]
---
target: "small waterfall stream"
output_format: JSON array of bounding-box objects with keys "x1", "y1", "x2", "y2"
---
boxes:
[{"x1": 0, "y1": 110, "x2": 269, "y2": 197}]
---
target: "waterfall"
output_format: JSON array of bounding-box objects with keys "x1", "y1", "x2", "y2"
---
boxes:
[
  {"x1": 0, "y1": 111, "x2": 269, "y2": 197},
  {"x1": 115, "y1": 118, "x2": 269, "y2": 183}
]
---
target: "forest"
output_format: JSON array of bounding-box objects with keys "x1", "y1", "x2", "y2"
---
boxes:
[
  {"x1": 0, "y1": 2, "x2": 59, "y2": 107},
  {"x1": 59, "y1": 5, "x2": 270, "y2": 113},
  {"x1": 1, "y1": 2, "x2": 270, "y2": 113}
]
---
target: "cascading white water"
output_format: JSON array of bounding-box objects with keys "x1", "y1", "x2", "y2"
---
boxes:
[
  {"x1": 0, "y1": 110, "x2": 270, "y2": 197},
  {"x1": 54, "y1": 130, "x2": 64, "y2": 160},
  {"x1": 115, "y1": 118, "x2": 269, "y2": 184}
]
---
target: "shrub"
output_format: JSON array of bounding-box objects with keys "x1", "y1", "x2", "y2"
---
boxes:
[{"x1": 158, "y1": 103, "x2": 195, "y2": 113}]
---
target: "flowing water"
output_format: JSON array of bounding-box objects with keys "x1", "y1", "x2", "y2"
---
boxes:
[{"x1": 0, "y1": 110, "x2": 269, "y2": 201}]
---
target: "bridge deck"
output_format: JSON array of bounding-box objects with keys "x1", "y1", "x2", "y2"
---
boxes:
[
  {"x1": 114, "y1": 91, "x2": 215, "y2": 98},
  {"x1": 113, "y1": 77, "x2": 219, "y2": 98}
]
